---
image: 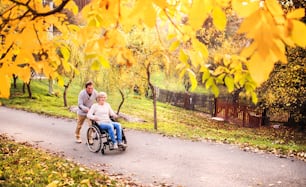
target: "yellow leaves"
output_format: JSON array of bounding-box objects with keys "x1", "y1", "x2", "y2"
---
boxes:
[
  {"x1": 82, "y1": 0, "x2": 120, "y2": 28},
  {"x1": 153, "y1": 0, "x2": 167, "y2": 9},
  {"x1": 232, "y1": 0, "x2": 260, "y2": 18},
  {"x1": 212, "y1": 6, "x2": 227, "y2": 31},
  {"x1": 265, "y1": 0, "x2": 283, "y2": 17},
  {"x1": 287, "y1": 8, "x2": 305, "y2": 19},
  {"x1": 0, "y1": 74, "x2": 11, "y2": 99},
  {"x1": 236, "y1": 0, "x2": 305, "y2": 84},
  {"x1": 98, "y1": 55, "x2": 111, "y2": 68},
  {"x1": 60, "y1": 46, "x2": 71, "y2": 72},
  {"x1": 46, "y1": 180, "x2": 60, "y2": 187},
  {"x1": 187, "y1": 69, "x2": 198, "y2": 91},
  {"x1": 237, "y1": 9, "x2": 262, "y2": 38},
  {"x1": 188, "y1": 0, "x2": 211, "y2": 29},
  {"x1": 246, "y1": 53, "x2": 274, "y2": 86},
  {"x1": 128, "y1": 0, "x2": 158, "y2": 28},
  {"x1": 80, "y1": 179, "x2": 91, "y2": 186},
  {"x1": 169, "y1": 40, "x2": 180, "y2": 51},
  {"x1": 179, "y1": 49, "x2": 188, "y2": 65},
  {"x1": 290, "y1": 20, "x2": 306, "y2": 48},
  {"x1": 65, "y1": 0, "x2": 79, "y2": 15},
  {"x1": 141, "y1": 4, "x2": 157, "y2": 28},
  {"x1": 191, "y1": 37, "x2": 209, "y2": 59}
]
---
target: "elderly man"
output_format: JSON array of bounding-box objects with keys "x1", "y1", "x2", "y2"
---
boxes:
[{"x1": 75, "y1": 81, "x2": 98, "y2": 143}]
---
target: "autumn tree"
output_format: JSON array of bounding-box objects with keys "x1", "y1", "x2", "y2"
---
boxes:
[
  {"x1": 126, "y1": 27, "x2": 171, "y2": 130},
  {"x1": 0, "y1": 0, "x2": 78, "y2": 98},
  {"x1": 257, "y1": 47, "x2": 305, "y2": 127},
  {"x1": 255, "y1": 0, "x2": 306, "y2": 128},
  {"x1": 56, "y1": 42, "x2": 81, "y2": 107},
  {"x1": 1, "y1": 0, "x2": 306, "y2": 112},
  {"x1": 92, "y1": 57, "x2": 137, "y2": 114}
]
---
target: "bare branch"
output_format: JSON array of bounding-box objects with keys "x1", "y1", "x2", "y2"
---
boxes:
[{"x1": 8, "y1": 0, "x2": 70, "y2": 19}]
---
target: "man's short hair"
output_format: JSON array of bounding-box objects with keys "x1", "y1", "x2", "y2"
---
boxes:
[{"x1": 85, "y1": 81, "x2": 93, "y2": 88}]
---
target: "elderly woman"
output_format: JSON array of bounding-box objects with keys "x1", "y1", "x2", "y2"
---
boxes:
[{"x1": 87, "y1": 92, "x2": 126, "y2": 149}]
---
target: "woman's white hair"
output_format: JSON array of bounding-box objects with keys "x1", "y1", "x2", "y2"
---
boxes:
[{"x1": 96, "y1": 92, "x2": 107, "y2": 101}]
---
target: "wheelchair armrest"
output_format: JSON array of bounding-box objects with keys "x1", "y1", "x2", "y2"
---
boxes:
[{"x1": 90, "y1": 120, "x2": 98, "y2": 126}]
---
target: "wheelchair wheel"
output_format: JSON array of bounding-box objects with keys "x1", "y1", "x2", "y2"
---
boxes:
[
  {"x1": 87, "y1": 125, "x2": 102, "y2": 153},
  {"x1": 120, "y1": 129, "x2": 127, "y2": 151},
  {"x1": 100, "y1": 130, "x2": 109, "y2": 155}
]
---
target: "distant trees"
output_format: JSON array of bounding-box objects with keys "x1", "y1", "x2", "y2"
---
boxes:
[
  {"x1": 1, "y1": 0, "x2": 306, "y2": 130},
  {"x1": 257, "y1": 47, "x2": 306, "y2": 128}
]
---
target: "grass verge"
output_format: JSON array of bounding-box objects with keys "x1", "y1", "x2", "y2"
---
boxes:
[{"x1": 0, "y1": 134, "x2": 136, "y2": 187}]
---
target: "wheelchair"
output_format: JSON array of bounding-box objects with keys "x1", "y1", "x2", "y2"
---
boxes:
[{"x1": 86, "y1": 121, "x2": 127, "y2": 155}]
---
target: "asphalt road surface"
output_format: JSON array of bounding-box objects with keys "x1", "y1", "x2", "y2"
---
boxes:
[{"x1": 0, "y1": 107, "x2": 306, "y2": 187}]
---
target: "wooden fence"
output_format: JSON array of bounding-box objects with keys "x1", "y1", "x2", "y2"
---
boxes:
[
  {"x1": 155, "y1": 88, "x2": 263, "y2": 128},
  {"x1": 214, "y1": 99, "x2": 262, "y2": 128}
]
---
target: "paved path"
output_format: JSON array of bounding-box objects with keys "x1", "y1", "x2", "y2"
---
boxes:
[{"x1": 0, "y1": 107, "x2": 306, "y2": 187}]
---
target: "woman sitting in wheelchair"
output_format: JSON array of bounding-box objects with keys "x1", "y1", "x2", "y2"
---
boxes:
[{"x1": 87, "y1": 92, "x2": 127, "y2": 149}]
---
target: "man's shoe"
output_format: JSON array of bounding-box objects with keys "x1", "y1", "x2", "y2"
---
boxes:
[
  {"x1": 88, "y1": 139, "x2": 93, "y2": 145},
  {"x1": 76, "y1": 138, "x2": 82, "y2": 143}
]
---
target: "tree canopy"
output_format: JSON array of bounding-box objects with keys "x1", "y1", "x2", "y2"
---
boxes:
[{"x1": 1, "y1": 0, "x2": 306, "y2": 101}]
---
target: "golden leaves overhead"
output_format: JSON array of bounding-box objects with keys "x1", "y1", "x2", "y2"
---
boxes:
[
  {"x1": 1, "y1": 0, "x2": 306, "y2": 99},
  {"x1": 0, "y1": 0, "x2": 79, "y2": 98},
  {"x1": 212, "y1": 6, "x2": 227, "y2": 31},
  {"x1": 236, "y1": 0, "x2": 306, "y2": 85},
  {"x1": 189, "y1": 0, "x2": 211, "y2": 29},
  {"x1": 232, "y1": 0, "x2": 260, "y2": 17}
]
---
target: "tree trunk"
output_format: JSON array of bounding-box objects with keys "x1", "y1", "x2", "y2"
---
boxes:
[
  {"x1": 48, "y1": 78, "x2": 53, "y2": 95},
  {"x1": 63, "y1": 72, "x2": 75, "y2": 107},
  {"x1": 146, "y1": 62, "x2": 157, "y2": 130},
  {"x1": 63, "y1": 85, "x2": 68, "y2": 107},
  {"x1": 261, "y1": 108, "x2": 270, "y2": 126},
  {"x1": 117, "y1": 89, "x2": 125, "y2": 115},
  {"x1": 152, "y1": 86, "x2": 157, "y2": 130},
  {"x1": 22, "y1": 83, "x2": 25, "y2": 93},
  {"x1": 13, "y1": 74, "x2": 18, "y2": 89},
  {"x1": 26, "y1": 81, "x2": 33, "y2": 99},
  {"x1": 22, "y1": 79, "x2": 32, "y2": 99},
  {"x1": 232, "y1": 88, "x2": 242, "y2": 118}
]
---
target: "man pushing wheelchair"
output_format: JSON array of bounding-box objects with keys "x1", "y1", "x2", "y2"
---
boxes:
[{"x1": 87, "y1": 91, "x2": 127, "y2": 150}]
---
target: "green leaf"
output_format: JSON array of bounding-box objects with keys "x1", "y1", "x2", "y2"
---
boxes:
[
  {"x1": 216, "y1": 74, "x2": 225, "y2": 84},
  {"x1": 225, "y1": 75, "x2": 234, "y2": 93},
  {"x1": 239, "y1": 77, "x2": 246, "y2": 87},
  {"x1": 187, "y1": 69, "x2": 198, "y2": 91},
  {"x1": 179, "y1": 68, "x2": 186, "y2": 79},
  {"x1": 179, "y1": 49, "x2": 189, "y2": 64},
  {"x1": 201, "y1": 67, "x2": 210, "y2": 82},
  {"x1": 57, "y1": 75, "x2": 64, "y2": 87},
  {"x1": 211, "y1": 84, "x2": 220, "y2": 97},
  {"x1": 251, "y1": 91, "x2": 258, "y2": 104},
  {"x1": 205, "y1": 77, "x2": 214, "y2": 89},
  {"x1": 60, "y1": 46, "x2": 70, "y2": 62}
]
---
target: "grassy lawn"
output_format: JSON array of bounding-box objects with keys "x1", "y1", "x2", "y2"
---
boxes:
[{"x1": 0, "y1": 78, "x2": 305, "y2": 185}]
